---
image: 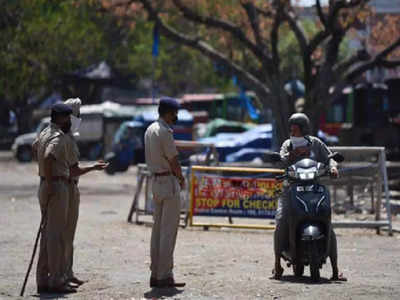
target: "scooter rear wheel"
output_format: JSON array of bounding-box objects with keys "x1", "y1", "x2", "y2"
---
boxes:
[{"x1": 310, "y1": 242, "x2": 320, "y2": 282}]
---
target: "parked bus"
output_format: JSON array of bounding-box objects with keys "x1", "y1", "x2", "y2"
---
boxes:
[{"x1": 134, "y1": 92, "x2": 264, "y2": 124}]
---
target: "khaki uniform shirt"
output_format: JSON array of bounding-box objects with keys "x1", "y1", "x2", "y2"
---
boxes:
[
  {"x1": 144, "y1": 119, "x2": 178, "y2": 173},
  {"x1": 65, "y1": 133, "x2": 80, "y2": 180},
  {"x1": 37, "y1": 123, "x2": 70, "y2": 178}
]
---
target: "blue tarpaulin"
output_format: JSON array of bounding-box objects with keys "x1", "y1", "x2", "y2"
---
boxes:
[
  {"x1": 233, "y1": 76, "x2": 260, "y2": 121},
  {"x1": 199, "y1": 124, "x2": 272, "y2": 162}
]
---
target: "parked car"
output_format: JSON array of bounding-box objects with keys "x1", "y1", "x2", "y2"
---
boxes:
[
  {"x1": 11, "y1": 118, "x2": 50, "y2": 162},
  {"x1": 104, "y1": 121, "x2": 145, "y2": 174},
  {"x1": 0, "y1": 108, "x2": 19, "y2": 150},
  {"x1": 105, "y1": 108, "x2": 194, "y2": 174},
  {"x1": 12, "y1": 112, "x2": 105, "y2": 162}
]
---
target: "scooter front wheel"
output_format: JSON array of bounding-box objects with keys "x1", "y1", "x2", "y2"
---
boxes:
[
  {"x1": 293, "y1": 263, "x2": 304, "y2": 277},
  {"x1": 310, "y1": 261, "x2": 320, "y2": 282},
  {"x1": 310, "y1": 242, "x2": 320, "y2": 282}
]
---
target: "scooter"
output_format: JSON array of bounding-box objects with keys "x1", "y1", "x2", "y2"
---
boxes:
[{"x1": 273, "y1": 152, "x2": 344, "y2": 282}]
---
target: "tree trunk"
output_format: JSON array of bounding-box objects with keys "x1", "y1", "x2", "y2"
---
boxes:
[
  {"x1": 304, "y1": 77, "x2": 333, "y2": 137},
  {"x1": 262, "y1": 85, "x2": 292, "y2": 149}
]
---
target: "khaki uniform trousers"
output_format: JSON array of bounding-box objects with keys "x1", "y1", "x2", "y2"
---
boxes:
[
  {"x1": 36, "y1": 180, "x2": 69, "y2": 288},
  {"x1": 65, "y1": 181, "x2": 80, "y2": 280},
  {"x1": 150, "y1": 175, "x2": 181, "y2": 281}
]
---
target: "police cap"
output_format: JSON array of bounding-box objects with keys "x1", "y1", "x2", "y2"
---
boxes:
[
  {"x1": 159, "y1": 97, "x2": 180, "y2": 110},
  {"x1": 51, "y1": 102, "x2": 73, "y2": 115}
]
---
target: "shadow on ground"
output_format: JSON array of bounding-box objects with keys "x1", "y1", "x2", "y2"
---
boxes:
[{"x1": 144, "y1": 287, "x2": 183, "y2": 299}]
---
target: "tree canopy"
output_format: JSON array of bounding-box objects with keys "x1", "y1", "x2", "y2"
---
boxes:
[
  {"x1": 0, "y1": 0, "x2": 233, "y2": 132},
  {"x1": 102, "y1": 0, "x2": 400, "y2": 143}
]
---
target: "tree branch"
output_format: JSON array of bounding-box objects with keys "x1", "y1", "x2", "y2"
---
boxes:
[
  {"x1": 316, "y1": 0, "x2": 327, "y2": 27},
  {"x1": 241, "y1": 1, "x2": 266, "y2": 50},
  {"x1": 99, "y1": 0, "x2": 132, "y2": 11},
  {"x1": 308, "y1": 30, "x2": 330, "y2": 55},
  {"x1": 334, "y1": 49, "x2": 370, "y2": 75},
  {"x1": 283, "y1": 9, "x2": 314, "y2": 86},
  {"x1": 284, "y1": 10, "x2": 308, "y2": 53},
  {"x1": 270, "y1": 6, "x2": 284, "y2": 72},
  {"x1": 375, "y1": 37, "x2": 400, "y2": 61},
  {"x1": 379, "y1": 59, "x2": 400, "y2": 69},
  {"x1": 328, "y1": 0, "x2": 368, "y2": 21},
  {"x1": 309, "y1": 0, "x2": 368, "y2": 62},
  {"x1": 308, "y1": 0, "x2": 365, "y2": 55},
  {"x1": 139, "y1": 0, "x2": 270, "y2": 98},
  {"x1": 346, "y1": 36, "x2": 400, "y2": 82},
  {"x1": 253, "y1": 5, "x2": 274, "y2": 19},
  {"x1": 171, "y1": 0, "x2": 273, "y2": 71}
]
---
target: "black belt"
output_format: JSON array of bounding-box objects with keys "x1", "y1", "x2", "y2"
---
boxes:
[{"x1": 40, "y1": 176, "x2": 78, "y2": 184}]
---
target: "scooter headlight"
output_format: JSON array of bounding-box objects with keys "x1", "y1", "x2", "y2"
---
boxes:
[{"x1": 297, "y1": 167, "x2": 317, "y2": 180}]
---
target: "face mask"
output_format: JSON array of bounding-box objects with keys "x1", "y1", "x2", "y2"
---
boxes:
[
  {"x1": 290, "y1": 136, "x2": 308, "y2": 149},
  {"x1": 70, "y1": 115, "x2": 82, "y2": 136},
  {"x1": 61, "y1": 120, "x2": 72, "y2": 134}
]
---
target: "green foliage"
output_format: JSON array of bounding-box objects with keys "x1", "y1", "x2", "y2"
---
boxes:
[
  {"x1": 0, "y1": 0, "x2": 109, "y2": 103},
  {"x1": 0, "y1": 0, "x2": 235, "y2": 109},
  {"x1": 122, "y1": 21, "x2": 234, "y2": 96},
  {"x1": 278, "y1": 20, "x2": 352, "y2": 81}
]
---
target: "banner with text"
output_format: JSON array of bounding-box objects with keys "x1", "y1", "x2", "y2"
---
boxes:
[{"x1": 191, "y1": 174, "x2": 283, "y2": 219}]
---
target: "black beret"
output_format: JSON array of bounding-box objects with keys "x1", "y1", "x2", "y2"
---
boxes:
[
  {"x1": 51, "y1": 102, "x2": 73, "y2": 114},
  {"x1": 159, "y1": 97, "x2": 180, "y2": 110}
]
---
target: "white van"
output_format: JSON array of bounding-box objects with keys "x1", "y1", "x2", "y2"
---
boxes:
[{"x1": 12, "y1": 113, "x2": 104, "y2": 162}]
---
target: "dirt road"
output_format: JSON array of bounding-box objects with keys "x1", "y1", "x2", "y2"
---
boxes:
[{"x1": 0, "y1": 156, "x2": 399, "y2": 299}]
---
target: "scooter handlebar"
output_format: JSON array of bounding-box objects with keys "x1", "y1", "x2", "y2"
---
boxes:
[
  {"x1": 275, "y1": 174, "x2": 288, "y2": 181},
  {"x1": 275, "y1": 167, "x2": 336, "y2": 181}
]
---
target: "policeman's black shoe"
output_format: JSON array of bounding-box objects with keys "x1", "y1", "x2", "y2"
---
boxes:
[
  {"x1": 150, "y1": 277, "x2": 158, "y2": 288},
  {"x1": 37, "y1": 285, "x2": 49, "y2": 294},
  {"x1": 157, "y1": 277, "x2": 186, "y2": 288},
  {"x1": 68, "y1": 276, "x2": 85, "y2": 286},
  {"x1": 67, "y1": 281, "x2": 79, "y2": 289},
  {"x1": 47, "y1": 284, "x2": 77, "y2": 294}
]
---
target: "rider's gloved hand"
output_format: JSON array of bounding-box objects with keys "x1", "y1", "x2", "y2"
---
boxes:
[{"x1": 330, "y1": 166, "x2": 339, "y2": 178}]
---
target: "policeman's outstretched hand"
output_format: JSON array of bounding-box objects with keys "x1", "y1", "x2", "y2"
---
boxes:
[{"x1": 93, "y1": 160, "x2": 109, "y2": 171}]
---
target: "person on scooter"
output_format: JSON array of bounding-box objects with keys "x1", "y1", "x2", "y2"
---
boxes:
[{"x1": 273, "y1": 112, "x2": 346, "y2": 281}]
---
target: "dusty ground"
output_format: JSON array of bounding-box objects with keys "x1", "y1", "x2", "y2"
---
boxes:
[{"x1": 0, "y1": 152, "x2": 400, "y2": 300}]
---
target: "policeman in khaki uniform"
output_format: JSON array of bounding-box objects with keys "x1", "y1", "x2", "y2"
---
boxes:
[
  {"x1": 35, "y1": 102, "x2": 107, "y2": 294},
  {"x1": 36, "y1": 103, "x2": 76, "y2": 294},
  {"x1": 63, "y1": 98, "x2": 83, "y2": 287},
  {"x1": 63, "y1": 98, "x2": 108, "y2": 289},
  {"x1": 144, "y1": 97, "x2": 186, "y2": 288}
]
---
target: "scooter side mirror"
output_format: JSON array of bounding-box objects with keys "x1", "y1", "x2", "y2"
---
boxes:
[{"x1": 329, "y1": 152, "x2": 344, "y2": 163}]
